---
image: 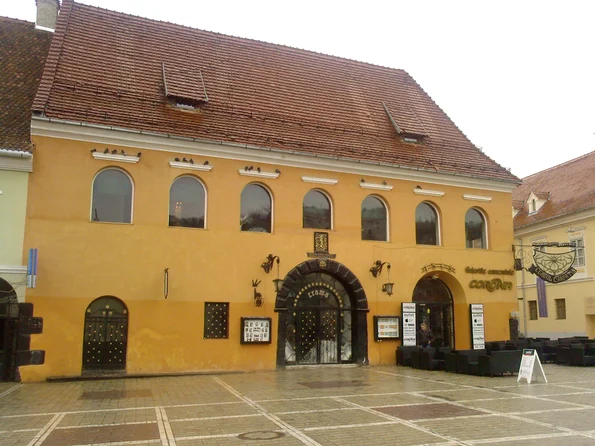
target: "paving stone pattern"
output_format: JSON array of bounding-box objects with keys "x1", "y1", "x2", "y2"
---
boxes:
[{"x1": 1, "y1": 364, "x2": 595, "y2": 445}]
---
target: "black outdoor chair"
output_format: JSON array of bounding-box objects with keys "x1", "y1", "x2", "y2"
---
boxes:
[
  {"x1": 569, "y1": 344, "x2": 595, "y2": 366},
  {"x1": 455, "y1": 349, "x2": 487, "y2": 374},
  {"x1": 420, "y1": 347, "x2": 452, "y2": 371},
  {"x1": 396, "y1": 346, "x2": 419, "y2": 367},
  {"x1": 478, "y1": 350, "x2": 522, "y2": 376}
]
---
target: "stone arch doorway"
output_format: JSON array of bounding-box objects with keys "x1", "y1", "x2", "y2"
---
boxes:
[
  {"x1": 275, "y1": 259, "x2": 368, "y2": 366},
  {"x1": 82, "y1": 296, "x2": 128, "y2": 373},
  {"x1": 413, "y1": 277, "x2": 454, "y2": 347}
]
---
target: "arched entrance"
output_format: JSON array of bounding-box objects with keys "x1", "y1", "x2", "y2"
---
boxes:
[
  {"x1": 0, "y1": 278, "x2": 18, "y2": 381},
  {"x1": 275, "y1": 259, "x2": 368, "y2": 366},
  {"x1": 413, "y1": 278, "x2": 454, "y2": 347},
  {"x1": 82, "y1": 296, "x2": 128, "y2": 373}
]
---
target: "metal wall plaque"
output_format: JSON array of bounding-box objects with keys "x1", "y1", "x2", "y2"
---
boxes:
[{"x1": 241, "y1": 317, "x2": 272, "y2": 344}]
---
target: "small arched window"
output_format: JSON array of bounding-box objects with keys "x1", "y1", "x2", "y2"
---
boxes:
[
  {"x1": 415, "y1": 202, "x2": 439, "y2": 245},
  {"x1": 465, "y1": 208, "x2": 486, "y2": 249},
  {"x1": 169, "y1": 176, "x2": 206, "y2": 228},
  {"x1": 361, "y1": 195, "x2": 388, "y2": 241},
  {"x1": 303, "y1": 190, "x2": 331, "y2": 229},
  {"x1": 240, "y1": 184, "x2": 272, "y2": 233},
  {"x1": 91, "y1": 168, "x2": 133, "y2": 223}
]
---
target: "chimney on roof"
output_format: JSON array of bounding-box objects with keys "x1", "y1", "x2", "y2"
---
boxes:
[{"x1": 35, "y1": 0, "x2": 60, "y2": 31}]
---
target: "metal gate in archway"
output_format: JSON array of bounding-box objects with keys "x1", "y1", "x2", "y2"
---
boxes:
[
  {"x1": 82, "y1": 296, "x2": 128, "y2": 372},
  {"x1": 276, "y1": 259, "x2": 369, "y2": 367}
]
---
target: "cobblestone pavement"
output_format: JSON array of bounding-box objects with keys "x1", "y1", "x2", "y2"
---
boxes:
[{"x1": 1, "y1": 364, "x2": 595, "y2": 445}]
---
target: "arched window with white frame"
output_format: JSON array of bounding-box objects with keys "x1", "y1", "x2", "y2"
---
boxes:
[
  {"x1": 169, "y1": 176, "x2": 206, "y2": 228},
  {"x1": 465, "y1": 208, "x2": 487, "y2": 249},
  {"x1": 240, "y1": 183, "x2": 272, "y2": 233},
  {"x1": 91, "y1": 168, "x2": 133, "y2": 223},
  {"x1": 361, "y1": 195, "x2": 388, "y2": 241},
  {"x1": 303, "y1": 189, "x2": 332, "y2": 229},
  {"x1": 415, "y1": 202, "x2": 439, "y2": 245}
]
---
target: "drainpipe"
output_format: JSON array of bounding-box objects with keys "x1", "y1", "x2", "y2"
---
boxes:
[
  {"x1": 517, "y1": 237, "x2": 528, "y2": 338},
  {"x1": 0, "y1": 149, "x2": 33, "y2": 158}
]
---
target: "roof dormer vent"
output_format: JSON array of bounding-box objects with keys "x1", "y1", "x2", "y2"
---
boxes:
[{"x1": 162, "y1": 63, "x2": 208, "y2": 110}]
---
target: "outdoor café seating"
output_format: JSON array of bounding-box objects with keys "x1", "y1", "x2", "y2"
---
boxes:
[{"x1": 478, "y1": 349, "x2": 522, "y2": 376}]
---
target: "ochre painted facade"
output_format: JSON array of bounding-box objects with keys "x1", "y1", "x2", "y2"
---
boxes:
[{"x1": 21, "y1": 132, "x2": 518, "y2": 381}]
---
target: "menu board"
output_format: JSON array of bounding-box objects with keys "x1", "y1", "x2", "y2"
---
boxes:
[
  {"x1": 401, "y1": 302, "x2": 417, "y2": 346},
  {"x1": 470, "y1": 304, "x2": 485, "y2": 350},
  {"x1": 240, "y1": 317, "x2": 272, "y2": 344},
  {"x1": 374, "y1": 316, "x2": 400, "y2": 341}
]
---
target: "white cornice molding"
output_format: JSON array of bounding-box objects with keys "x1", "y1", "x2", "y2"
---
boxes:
[
  {"x1": 92, "y1": 152, "x2": 140, "y2": 163},
  {"x1": 0, "y1": 157, "x2": 33, "y2": 173},
  {"x1": 514, "y1": 207, "x2": 595, "y2": 237},
  {"x1": 463, "y1": 194, "x2": 492, "y2": 202},
  {"x1": 359, "y1": 182, "x2": 393, "y2": 191},
  {"x1": 32, "y1": 118, "x2": 519, "y2": 193},
  {"x1": 0, "y1": 265, "x2": 27, "y2": 274},
  {"x1": 413, "y1": 188, "x2": 445, "y2": 197},
  {"x1": 302, "y1": 176, "x2": 338, "y2": 185},
  {"x1": 170, "y1": 161, "x2": 213, "y2": 171},
  {"x1": 238, "y1": 169, "x2": 279, "y2": 179}
]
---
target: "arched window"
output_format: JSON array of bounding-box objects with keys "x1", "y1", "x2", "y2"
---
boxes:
[
  {"x1": 169, "y1": 176, "x2": 206, "y2": 228},
  {"x1": 240, "y1": 184, "x2": 272, "y2": 232},
  {"x1": 465, "y1": 208, "x2": 486, "y2": 249},
  {"x1": 415, "y1": 202, "x2": 439, "y2": 245},
  {"x1": 91, "y1": 169, "x2": 133, "y2": 223},
  {"x1": 361, "y1": 195, "x2": 388, "y2": 241},
  {"x1": 303, "y1": 190, "x2": 331, "y2": 229}
]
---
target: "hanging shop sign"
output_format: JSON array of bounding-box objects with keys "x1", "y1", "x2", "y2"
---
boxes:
[
  {"x1": 465, "y1": 267, "x2": 513, "y2": 291},
  {"x1": 240, "y1": 317, "x2": 272, "y2": 344},
  {"x1": 513, "y1": 242, "x2": 577, "y2": 283},
  {"x1": 469, "y1": 304, "x2": 485, "y2": 350},
  {"x1": 374, "y1": 316, "x2": 400, "y2": 341},
  {"x1": 401, "y1": 303, "x2": 417, "y2": 346}
]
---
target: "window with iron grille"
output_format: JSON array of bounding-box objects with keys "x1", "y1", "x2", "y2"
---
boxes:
[
  {"x1": 528, "y1": 301, "x2": 538, "y2": 320},
  {"x1": 572, "y1": 237, "x2": 586, "y2": 267},
  {"x1": 555, "y1": 299, "x2": 566, "y2": 320},
  {"x1": 204, "y1": 302, "x2": 229, "y2": 339}
]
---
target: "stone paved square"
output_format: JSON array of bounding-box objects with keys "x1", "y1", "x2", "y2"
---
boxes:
[{"x1": 2, "y1": 364, "x2": 595, "y2": 445}]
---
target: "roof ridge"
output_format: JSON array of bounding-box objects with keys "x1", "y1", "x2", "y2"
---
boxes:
[
  {"x1": 0, "y1": 16, "x2": 34, "y2": 25},
  {"x1": 523, "y1": 149, "x2": 595, "y2": 179},
  {"x1": 74, "y1": 1, "x2": 410, "y2": 75}
]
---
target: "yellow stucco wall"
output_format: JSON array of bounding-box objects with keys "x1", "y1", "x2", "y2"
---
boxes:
[
  {"x1": 0, "y1": 169, "x2": 29, "y2": 299},
  {"x1": 516, "y1": 219, "x2": 595, "y2": 338},
  {"x1": 21, "y1": 134, "x2": 518, "y2": 381}
]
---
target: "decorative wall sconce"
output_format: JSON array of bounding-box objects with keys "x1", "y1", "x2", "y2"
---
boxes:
[
  {"x1": 370, "y1": 260, "x2": 394, "y2": 296},
  {"x1": 369, "y1": 260, "x2": 389, "y2": 278},
  {"x1": 261, "y1": 254, "x2": 279, "y2": 274},
  {"x1": 252, "y1": 279, "x2": 263, "y2": 307},
  {"x1": 262, "y1": 254, "x2": 284, "y2": 293}
]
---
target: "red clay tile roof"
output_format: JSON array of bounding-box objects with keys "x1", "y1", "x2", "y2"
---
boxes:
[
  {"x1": 0, "y1": 17, "x2": 52, "y2": 151},
  {"x1": 33, "y1": 0, "x2": 518, "y2": 183},
  {"x1": 513, "y1": 150, "x2": 595, "y2": 228}
]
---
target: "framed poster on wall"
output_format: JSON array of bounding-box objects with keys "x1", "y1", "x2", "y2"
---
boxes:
[
  {"x1": 240, "y1": 317, "x2": 272, "y2": 344},
  {"x1": 374, "y1": 316, "x2": 400, "y2": 341}
]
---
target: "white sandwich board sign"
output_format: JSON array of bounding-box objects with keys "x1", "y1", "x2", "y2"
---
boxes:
[{"x1": 517, "y1": 348, "x2": 547, "y2": 384}]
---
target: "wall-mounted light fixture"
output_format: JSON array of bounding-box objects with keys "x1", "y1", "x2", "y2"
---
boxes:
[
  {"x1": 262, "y1": 254, "x2": 284, "y2": 293},
  {"x1": 370, "y1": 260, "x2": 394, "y2": 296}
]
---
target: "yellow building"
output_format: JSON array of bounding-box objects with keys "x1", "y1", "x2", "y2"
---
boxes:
[
  {"x1": 514, "y1": 151, "x2": 595, "y2": 339},
  {"x1": 0, "y1": 16, "x2": 52, "y2": 381},
  {"x1": 21, "y1": 0, "x2": 519, "y2": 381}
]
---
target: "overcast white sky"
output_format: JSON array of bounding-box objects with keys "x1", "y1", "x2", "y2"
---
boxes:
[{"x1": 3, "y1": 1, "x2": 594, "y2": 178}]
